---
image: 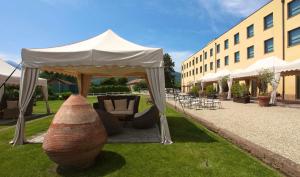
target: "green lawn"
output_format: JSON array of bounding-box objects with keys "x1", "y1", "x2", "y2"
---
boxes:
[{"x1": 0, "y1": 96, "x2": 281, "y2": 177}]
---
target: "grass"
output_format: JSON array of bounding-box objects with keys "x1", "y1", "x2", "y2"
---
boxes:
[{"x1": 0, "y1": 96, "x2": 282, "y2": 177}]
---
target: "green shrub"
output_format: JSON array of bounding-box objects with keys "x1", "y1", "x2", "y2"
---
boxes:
[
  {"x1": 133, "y1": 81, "x2": 148, "y2": 92},
  {"x1": 188, "y1": 86, "x2": 199, "y2": 97},
  {"x1": 231, "y1": 83, "x2": 249, "y2": 98},
  {"x1": 89, "y1": 85, "x2": 130, "y2": 93},
  {"x1": 257, "y1": 69, "x2": 274, "y2": 96},
  {"x1": 221, "y1": 76, "x2": 229, "y2": 92},
  {"x1": 205, "y1": 85, "x2": 216, "y2": 96}
]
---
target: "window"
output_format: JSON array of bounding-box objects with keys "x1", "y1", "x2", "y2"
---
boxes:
[
  {"x1": 200, "y1": 66, "x2": 203, "y2": 73},
  {"x1": 200, "y1": 55, "x2": 202, "y2": 62},
  {"x1": 224, "y1": 56, "x2": 229, "y2": 66},
  {"x1": 189, "y1": 61, "x2": 191, "y2": 67},
  {"x1": 189, "y1": 71, "x2": 191, "y2": 76},
  {"x1": 217, "y1": 59, "x2": 220, "y2": 68},
  {"x1": 288, "y1": 27, "x2": 300, "y2": 46},
  {"x1": 216, "y1": 44, "x2": 220, "y2": 53},
  {"x1": 288, "y1": 0, "x2": 300, "y2": 18},
  {"x1": 210, "y1": 62, "x2": 213, "y2": 70},
  {"x1": 192, "y1": 59, "x2": 194, "y2": 65},
  {"x1": 186, "y1": 63, "x2": 188, "y2": 68},
  {"x1": 224, "y1": 39, "x2": 229, "y2": 49},
  {"x1": 247, "y1": 24, "x2": 254, "y2": 38},
  {"x1": 182, "y1": 66, "x2": 184, "y2": 71},
  {"x1": 264, "y1": 38, "x2": 274, "y2": 53},
  {"x1": 210, "y1": 48, "x2": 213, "y2": 57},
  {"x1": 234, "y1": 33, "x2": 240, "y2": 45},
  {"x1": 192, "y1": 69, "x2": 194, "y2": 75},
  {"x1": 204, "y1": 64, "x2": 207, "y2": 72},
  {"x1": 196, "y1": 68, "x2": 198, "y2": 74},
  {"x1": 204, "y1": 52, "x2": 207, "y2": 59},
  {"x1": 264, "y1": 13, "x2": 273, "y2": 30},
  {"x1": 247, "y1": 46, "x2": 254, "y2": 59},
  {"x1": 196, "y1": 57, "x2": 198, "y2": 64},
  {"x1": 234, "y1": 51, "x2": 240, "y2": 63}
]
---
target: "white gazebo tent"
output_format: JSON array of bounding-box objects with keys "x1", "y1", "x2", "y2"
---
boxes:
[
  {"x1": 0, "y1": 58, "x2": 50, "y2": 113},
  {"x1": 278, "y1": 58, "x2": 300, "y2": 75},
  {"x1": 230, "y1": 56, "x2": 287, "y2": 104},
  {"x1": 14, "y1": 29, "x2": 172, "y2": 145},
  {"x1": 199, "y1": 70, "x2": 231, "y2": 96}
]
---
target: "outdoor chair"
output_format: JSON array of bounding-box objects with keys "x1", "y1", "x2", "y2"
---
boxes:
[
  {"x1": 204, "y1": 98, "x2": 216, "y2": 109},
  {"x1": 213, "y1": 99, "x2": 222, "y2": 109},
  {"x1": 95, "y1": 110, "x2": 123, "y2": 136},
  {"x1": 132, "y1": 105, "x2": 159, "y2": 129}
]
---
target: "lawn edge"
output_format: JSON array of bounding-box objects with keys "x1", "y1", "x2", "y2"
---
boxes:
[{"x1": 166, "y1": 101, "x2": 300, "y2": 177}]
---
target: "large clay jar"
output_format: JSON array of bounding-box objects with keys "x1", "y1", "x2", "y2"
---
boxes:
[{"x1": 43, "y1": 95, "x2": 107, "y2": 169}]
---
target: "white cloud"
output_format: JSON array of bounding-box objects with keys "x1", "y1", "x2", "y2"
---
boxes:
[
  {"x1": 219, "y1": 0, "x2": 270, "y2": 17},
  {"x1": 168, "y1": 51, "x2": 194, "y2": 72}
]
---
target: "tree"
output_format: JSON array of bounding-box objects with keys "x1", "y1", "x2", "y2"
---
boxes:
[
  {"x1": 101, "y1": 77, "x2": 117, "y2": 85},
  {"x1": 39, "y1": 71, "x2": 76, "y2": 83},
  {"x1": 164, "y1": 53, "x2": 175, "y2": 88},
  {"x1": 116, "y1": 77, "x2": 128, "y2": 85}
]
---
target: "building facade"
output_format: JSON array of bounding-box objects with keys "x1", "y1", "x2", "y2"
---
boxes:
[{"x1": 181, "y1": 0, "x2": 300, "y2": 100}]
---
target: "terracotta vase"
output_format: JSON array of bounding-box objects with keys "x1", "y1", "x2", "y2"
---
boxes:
[
  {"x1": 42, "y1": 95, "x2": 107, "y2": 169},
  {"x1": 258, "y1": 96, "x2": 270, "y2": 107}
]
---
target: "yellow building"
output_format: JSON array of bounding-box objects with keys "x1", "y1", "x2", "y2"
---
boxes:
[{"x1": 181, "y1": 0, "x2": 300, "y2": 101}]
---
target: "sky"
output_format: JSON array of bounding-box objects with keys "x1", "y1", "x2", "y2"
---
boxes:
[{"x1": 0, "y1": 0, "x2": 270, "y2": 71}]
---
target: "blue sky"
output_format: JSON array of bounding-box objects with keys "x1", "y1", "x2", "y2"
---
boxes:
[{"x1": 0, "y1": 0, "x2": 269, "y2": 71}]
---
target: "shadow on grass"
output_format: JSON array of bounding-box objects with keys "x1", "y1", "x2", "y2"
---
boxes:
[
  {"x1": 0, "y1": 113, "x2": 52, "y2": 126},
  {"x1": 167, "y1": 116, "x2": 217, "y2": 143},
  {"x1": 56, "y1": 150, "x2": 125, "y2": 177}
]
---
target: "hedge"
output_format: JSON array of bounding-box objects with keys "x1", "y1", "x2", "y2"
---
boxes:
[{"x1": 89, "y1": 85, "x2": 130, "y2": 93}]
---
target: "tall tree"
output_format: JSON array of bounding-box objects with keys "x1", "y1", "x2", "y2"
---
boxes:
[{"x1": 163, "y1": 53, "x2": 175, "y2": 88}]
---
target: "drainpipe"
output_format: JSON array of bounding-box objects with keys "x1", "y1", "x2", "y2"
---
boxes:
[
  {"x1": 281, "y1": 0, "x2": 286, "y2": 100},
  {"x1": 214, "y1": 42, "x2": 217, "y2": 73},
  {"x1": 193, "y1": 57, "x2": 196, "y2": 86}
]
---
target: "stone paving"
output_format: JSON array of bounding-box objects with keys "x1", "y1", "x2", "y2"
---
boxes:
[
  {"x1": 29, "y1": 125, "x2": 161, "y2": 144},
  {"x1": 167, "y1": 99, "x2": 300, "y2": 165}
]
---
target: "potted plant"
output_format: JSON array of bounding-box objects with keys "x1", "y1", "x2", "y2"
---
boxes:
[
  {"x1": 188, "y1": 86, "x2": 199, "y2": 97},
  {"x1": 231, "y1": 82, "x2": 250, "y2": 103},
  {"x1": 205, "y1": 85, "x2": 217, "y2": 99},
  {"x1": 219, "y1": 76, "x2": 229, "y2": 100},
  {"x1": 257, "y1": 69, "x2": 274, "y2": 107}
]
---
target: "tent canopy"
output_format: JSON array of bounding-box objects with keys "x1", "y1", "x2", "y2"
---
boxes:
[
  {"x1": 0, "y1": 59, "x2": 47, "y2": 86},
  {"x1": 22, "y1": 29, "x2": 163, "y2": 75},
  {"x1": 231, "y1": 56, "x2": 287, "y2": 79},
  {"x1": 199, "y1": 69, "x2": 230, "y2": 83},
  {"x1": 13, "y1": 29, "x2": 172, "y2": 145},
  {"x1": 278, "y1": 58, "x2": 300, "y2": 76}
]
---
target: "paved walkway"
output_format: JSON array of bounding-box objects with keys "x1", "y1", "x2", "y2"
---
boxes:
[
  {"x1": 29, "y1": 125, "x2": 161, "y2": 144},
  {"x1": 167, "y1": 99, "x2": 300, "y2": 165}
]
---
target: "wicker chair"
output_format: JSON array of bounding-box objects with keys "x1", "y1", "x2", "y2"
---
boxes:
[
  {"x1": 95, "y1": 110, "x2": 123, "y2": 136},
  {"x1": 132, "y1": 106, "x2": 159, "y2": 129}
]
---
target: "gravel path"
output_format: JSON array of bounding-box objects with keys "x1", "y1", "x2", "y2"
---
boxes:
[{"x1": 167, "y1": 99, "x2": 300, "y2": 165}]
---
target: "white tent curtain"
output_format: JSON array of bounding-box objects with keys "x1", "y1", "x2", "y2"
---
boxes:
[
  {"x1": 146, "y1": 67, "x2": 172, "y2": 144},
  {"x1": 269, "y1": 72, "x2": 281, "y2": 105},
  {"x1": 0, "y1": 86, "x2": 4, "y2": 103},
  {"x1": 12, "y1": 67, "x2": 39, "y2": 145},
  {"x1": 200, "y1": 82, "x2": 204, "y2": 92},
  {"x1": 41, "y1": 85, "x2": 50, "y2": 114},
  {"x1": 217, "y1": 80, "x2": 223, "y2": 94},
  {"x1": 227, "y1": 78, "x2": 233, "y2": 99},
  {"x1": 213, "y1": 83, "x2": 217, "y2": 92}
]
